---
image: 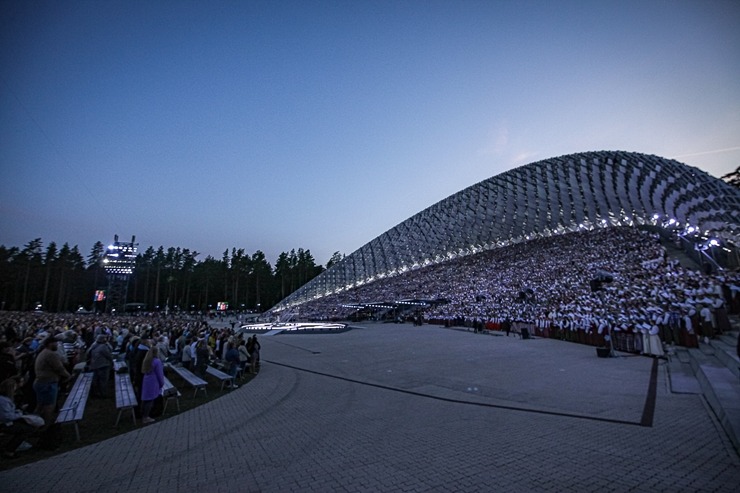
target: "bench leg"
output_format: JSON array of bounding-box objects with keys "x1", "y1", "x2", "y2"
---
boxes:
[
  {"x1": 176, "y1": 397, "x2": 180, "y2": 413},
  {"x1": 130, "y1": 407, "x2": 137, "y2": 426},
  {"x1": 115, "y1": 410, "x2": 122, "y2": 428},
  {"x1": 74, "y1": 422, "x2": 81, "y2": 442},
  {"x1": 163, "y1": 398, "x2": 169, "y2": 415}
]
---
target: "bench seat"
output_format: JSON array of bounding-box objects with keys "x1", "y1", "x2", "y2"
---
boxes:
[
  {"x1": 206, "y1": 365, "x2": 236, "y2": 391},
  {"x1": 56, "y1": 372, "x2": 94, "y2": 441},
  {"x1": 114, "y1": 373, "x2": 138, "y2": 427},
  {"x1": 167, "y1": 364, "x2": 208, "y2": 398},
  {"x1": 162, "y1": 377, "x2": 181, "y2": 414}
]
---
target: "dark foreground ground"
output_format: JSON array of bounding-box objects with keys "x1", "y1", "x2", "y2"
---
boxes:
[{"x1": 1, "y1": 322, "x2": 738, "y2": 492}]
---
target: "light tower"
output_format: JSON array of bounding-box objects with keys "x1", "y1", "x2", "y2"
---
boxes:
[{"x1": 103, "y1": 234, "x2": 138, "y2": 314}]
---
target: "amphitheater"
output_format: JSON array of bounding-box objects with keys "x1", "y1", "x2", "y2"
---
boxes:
[
  {"x1": 274, "y1": 150, "x2": 739, "y2": 313},
  {"x1": 3, "y1": 150, "x2": 740, "y2": 492}
]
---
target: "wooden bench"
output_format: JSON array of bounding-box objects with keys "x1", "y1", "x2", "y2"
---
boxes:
[
  {"x1": 162, "y1": 377, "x2": 181, "y2": 414},
  {"x1": 167, "y1": 364, "x2": 208, "y2": 398},
  {"x1": 206, "y1": 365, "x2": 236, "y2": 391},
  {"x1": 114, "y1": 373, "x2": 138, "y2": 427},
  {"x1": 215, "y1": 360, "x2": 247, "y2": 380},
  {"x1": 113, "y1": 360, "x2": 128, "y2": 373},
  {"x1": 56, "y1": 372, "x2": 94, "y2": 441}
]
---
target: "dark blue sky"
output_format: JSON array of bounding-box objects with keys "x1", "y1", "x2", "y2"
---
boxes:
[{"x1": 2, "y1": 1, "x2": 739, "y2": 264}]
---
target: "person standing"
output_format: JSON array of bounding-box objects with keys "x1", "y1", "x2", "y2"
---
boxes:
[
  {"x1": 225, "y1": 340, "x2": 240, "y2": 388},
  {"x1": 503, "y1": 317, "x2": 512, "y2": 337},
  {"x1": 140, "y1": 346, "x2": 164, "y2": 424},
  {"x1": 237, "y1": 339, "x2": 250, "y2": 374},
  {"x1": 87, "y1": 334, "x2": 113, "y2": 398},
  {"x1": 33, "y1": 334, "x2": 70, "y2": 447},
  {"x1": 247, "y1": 335, "x2": 260, "y2": 374},
  {"x1": 195, "y1": 339, "x2": 210, "y2": 378},
  {"x1": 131, "y1": 338, "x2": 151, "y2": 409},
  {"x1": 181, "y1": 338, "x2": 193, "y2": 370},
  {"x1": 699, "y1": 304, "x2": 713, "y2": 343}
]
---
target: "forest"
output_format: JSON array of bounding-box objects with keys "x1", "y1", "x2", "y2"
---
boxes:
[{"x1": 0, "y1": 238, "x2": 344, "y2": 313}]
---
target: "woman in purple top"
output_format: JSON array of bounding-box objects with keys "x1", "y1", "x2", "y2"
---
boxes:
[{"x1": 140, "y1": 346, "x2": 164, "y2": 424}]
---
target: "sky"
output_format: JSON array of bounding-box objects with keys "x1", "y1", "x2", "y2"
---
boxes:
[{"x1": 1, "y1": 0, "x2": 739, "y2": 266}]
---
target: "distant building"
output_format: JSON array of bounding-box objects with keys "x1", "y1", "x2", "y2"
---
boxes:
[{"x1": 273, "y1": 151, "x2": 740, "y2": 311}]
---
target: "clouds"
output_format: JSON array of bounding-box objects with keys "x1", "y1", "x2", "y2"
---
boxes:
[
  {"x1": 478, "y1": 122, "x2": 509, "y2": 157},
  {"x1": 670, "y1": 146, "x2": 740, "y2": 160},
  {"x1": 477, "y1": 121, "x2": 538, "y2": 171}
]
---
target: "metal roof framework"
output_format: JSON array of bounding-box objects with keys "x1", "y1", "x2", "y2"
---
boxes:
[{"x1": 273, "y1": 151, "x2": 740, "y2": 311}]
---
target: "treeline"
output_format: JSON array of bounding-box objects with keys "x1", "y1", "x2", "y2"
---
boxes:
[{"x1": 0, "y1": 238, "x2": 343, "y2": 313}]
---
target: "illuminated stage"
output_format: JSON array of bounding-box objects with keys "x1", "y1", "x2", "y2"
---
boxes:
[{"x1": 237, "y1": 322, "x2": 348, "y2": 334}]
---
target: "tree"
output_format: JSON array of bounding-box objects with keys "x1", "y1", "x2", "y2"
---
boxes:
[
  {"x1": 721, "y1": 166, "x2": 740, "y2": 189},
  {"x1": 19, "y1": 238, "x2": 43, "y2": 310},
  {"x1": 153, "y1": 247, "x2": 165, "y2": 309},
  {"x1": 42, "y1": 242, "x2": 58, "y2": 309},
  {"x1": 326, "y1": 251, "x2": 344, "y2": 269},
  {"x1": 133, "y1": 246, "x2": 155, "y2": 308},
  {"x1": 274, "y1": 252, "x2": 290, "y2": 299},
  {"x1": 87, "y1": 241, "x2": 105, "y2": 306},
  {"x1": 53, "y1": 243, "x2": 85, "y2": 311},
  {"x1": 251, "y1": 250, "x2": 272, "y2": 310},
  {"x1": 0, "y1": 246, "x2": 19, "y2": 310},
  {"x1": 180, "y1": 249, "x2": 199, "y2": 310}
]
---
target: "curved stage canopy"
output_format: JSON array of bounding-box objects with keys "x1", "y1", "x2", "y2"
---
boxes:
[{"x1": 273, "y1": 150, "x2": 740, "y2": 311}]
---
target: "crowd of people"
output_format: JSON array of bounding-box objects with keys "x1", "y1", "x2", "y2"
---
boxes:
[
  {"x1": 2, "y1": 226, "x2": 739, "y2": 459},
  {"x1": 0, "y1": 311, "x2": 261, "y2": 458},
  {"x1": 291, "y1": 227, "x2": 740, "y2": 355}
]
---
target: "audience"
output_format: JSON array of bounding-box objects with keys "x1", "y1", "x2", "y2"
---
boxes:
[{"x1": 286, "y1": 227, "x2": 739, "y2": 356}]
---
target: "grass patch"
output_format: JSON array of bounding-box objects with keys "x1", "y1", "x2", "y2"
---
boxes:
[{"x1": 0, "y1": 367, "x2": 256, "y2": 471}]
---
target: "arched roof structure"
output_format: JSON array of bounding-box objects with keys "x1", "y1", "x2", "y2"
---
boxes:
[{"x1": 273, "y1": 151, "x2": 740, "y2": 311}]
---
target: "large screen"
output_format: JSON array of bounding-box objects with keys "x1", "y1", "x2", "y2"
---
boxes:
[
  {"x1": 94, "y1": 290, "x2": 106, "y2": 302},
  {"x1": 216, "y1": 302, "x2": 229, "y2": 311}
]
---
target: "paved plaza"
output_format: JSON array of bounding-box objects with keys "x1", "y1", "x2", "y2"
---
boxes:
[{"x1": 2, "y1": 323, "x2": 739, "y2": 492}]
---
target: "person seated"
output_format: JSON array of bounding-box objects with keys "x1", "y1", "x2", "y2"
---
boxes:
[{"x1": 0, "y1": 378, "x2": 42, "y2": 459}]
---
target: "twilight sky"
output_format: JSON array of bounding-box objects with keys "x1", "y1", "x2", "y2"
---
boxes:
[{"x1": 1, "y1": 0, "x2": 739, "y2": 266}]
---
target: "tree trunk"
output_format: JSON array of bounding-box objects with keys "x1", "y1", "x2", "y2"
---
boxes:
[
  {"x1": 22, "y1": 262, "x2": 31, "y2": 310},
  {"x1": 155, "y1": 265, "x2": 161, "y2": 309}
]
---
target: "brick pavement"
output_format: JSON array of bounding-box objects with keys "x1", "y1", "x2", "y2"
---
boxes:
[{"x1": 1, "y1": 323, "x2": 738, "y2": 492}]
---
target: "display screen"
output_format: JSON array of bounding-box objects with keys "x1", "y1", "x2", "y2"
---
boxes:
[
  {"x1": 94, "y1": 290, "x2": 106, "y2": 302},
  {"x1": 217, "y1": 302, "x2": 229, "y2": 311}
]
